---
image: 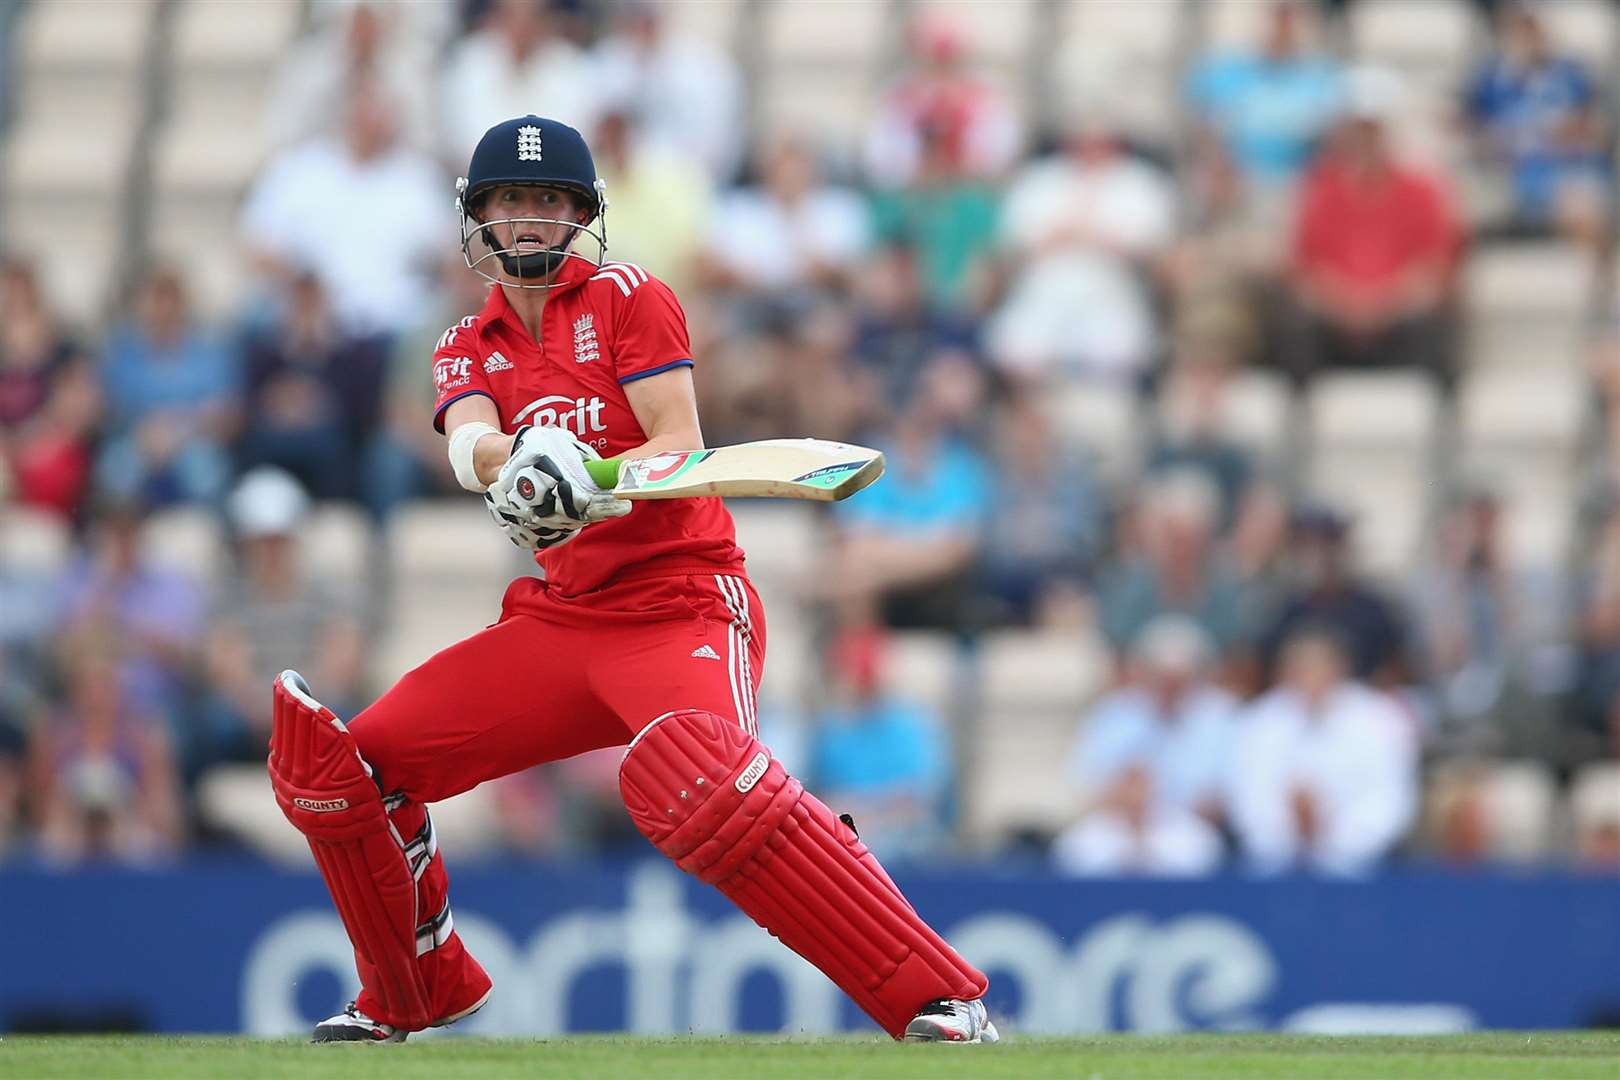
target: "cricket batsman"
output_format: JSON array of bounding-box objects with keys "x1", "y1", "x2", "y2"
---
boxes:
[{"x1": 266, "y1": 116, "x2": 996, "y2": 1045}]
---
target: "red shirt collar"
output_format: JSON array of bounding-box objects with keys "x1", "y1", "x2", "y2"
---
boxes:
[{"x1": 480, "y1": 257, "x2": 597, "y2": 334}]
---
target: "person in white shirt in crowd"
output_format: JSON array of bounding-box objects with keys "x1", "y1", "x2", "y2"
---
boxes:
[
  {"x1": 986, "y1": 101, "x2": 1177, "y2": 384},
  {"x1": 699, "y1": 135, "x2": 871, "y2": 301},
  {"x1": 439, "y1": 0, "x2": 603, "y2": 164},
  {"x1": 241, "y1": 78, "x2": 445, "y2": 338},
  {"x1": 1229, "y1": 624, "x2": 1419, "y2": 876},
  {"x1": 1052, "y1": 616, "x2": 1234, "y2": 877},
  {"x1": 590, "y1": 0, "x2": 744, "y2": 183},
  {"x1": 263, "y1": 0, "x2": 449, "y2": 154}
]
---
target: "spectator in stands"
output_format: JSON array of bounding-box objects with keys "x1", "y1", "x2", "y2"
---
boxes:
[
  {"x1": 1149, "y1": 305, "x2": 1262, "y2": 529},
  {"x1": 852, "y1": 240, "x2": 979, "y2": 406},
  {"x1": 980, "y1": 388, "x2": 1104, "y2": 628},
  {"x1": 1255, "y1": 504, "x2": 1411, "y2": 688},
  {"x1": 0, "y1": 588, "x2": 32, "y2": 858},
  {"x1": 57, "y1": 494, "x2": 206, "y2": 735},
  {"x1": 590, "y1": 0, "x2": 745, "y2": 183},
  {"x1": 264, "y1": 0, "x2": 445, "y2": 153},
  {"x1": 1185, "y1": 0, "x2": 1342, "y2": 198},
  {"x1": 1284, "y1": 69, "x2": 1462, "y2": 389},
  {"x1": 439, "y1": 0, "x2": 601, "y2": 163},
  {"x1": 1096, "y1": 469, "x2": 1248, "y2": 660},
  {"x1": 1053, "y1": 617, "x2": 1235, "y2": 877},
  {"x1": 195, "y1": 469, "x2": 366, "y2": 774},
  {"x1": 868, "y1": 121, "x2": 1001, "y2": 312},
  {"x1": 0, "y1": 259, "x2": 99, "y2": 518},
  {"x1": 1410, "y1": 483, "x2": 1570, "y2": 757},
  {"x1": 96, "y1": 266, "x2": 238, "y2": 507},
  {"x1": 1229, "y1": 624, "x2": 1419, "y2": 876},
  {"x1": 0, "y1": 715, "x2": 21, "y2": 860},
  {"x1": 700, "y1": 135, "x2": 871, "y2": 309},
  {"x1": 1464, "y1": 3, "x2": 1612, "y2": 245},
  {"x1": 588, "y1": 107, "x2": 715, "y2": 296},
  {"x1": 777, "y1": 301, "x2": 883, "y2": 446},
  {"x1": 821, "y1": 352, "x2": 989, "y2": 630},
  {"x1": 28, "y1": 638, "x2": 183, "y2": 864},
  {"x1": 1569, "y1": 493, "x2": 1620, "y2": 764},
  {"x1": 363, "y1": 264, "x2": 492, "y2": 516},
  {"x1": 986, "y1": 104, "x2": 1176, "y2": 384},
  {"x1": 809, "y1": 624, "x2": 951, "y2": 861},
  {"x1": 237, "y1": 272, "x2": 390, "y2": 502},
  {"x1": 241, "y1": 78, "x2": 445, "y2": 337},
  {"x1": 863, "y1": 11, "x2": 1020, "y2": 191}
]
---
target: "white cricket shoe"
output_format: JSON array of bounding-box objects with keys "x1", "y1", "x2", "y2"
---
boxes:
[
  {"x1": 903, "y1": 997, "x2": 1001, "y2": 1043},
  {"x1": 311, "y1": 1002, "x2": 406, "y2": 1043},
  {"x1": 311, "y1": 988, "x2": 492, "y2": 1044}
]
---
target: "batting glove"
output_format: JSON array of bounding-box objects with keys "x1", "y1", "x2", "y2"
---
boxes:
[{"x1": 489, "y1": 425, "x2": 630, "y2": 528}]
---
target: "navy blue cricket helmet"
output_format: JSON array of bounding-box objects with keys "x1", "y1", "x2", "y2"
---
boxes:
[{"x1": 455, "y1": 115, "x2": 610, "y2": 286}]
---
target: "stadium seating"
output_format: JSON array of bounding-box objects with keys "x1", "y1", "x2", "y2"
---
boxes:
[
  {"x1": 1052, "y1": 380, "x2": 1143, "y2": 482},
  {"x1": 140, "y1": 506, "x2": 228, "y2": 586},
  {"x1": 1568, "y1": 762, "x2": 1620, "y2": 857},
  {"x1": 149, "y1": 0, "x2": 304, "y2": 317},
  {"x1": 0, "y1": 504, "x2": 73, "y2": 576},
  {"x1": 2, "y1": 0, "x2": 156, "y2": 324},
  {"x1": 1306, "y1": 371, "x2": 1442, "y2": 578},
  {"x1": 966, "y1": 629, "x2": 1110, "y2": 845}
]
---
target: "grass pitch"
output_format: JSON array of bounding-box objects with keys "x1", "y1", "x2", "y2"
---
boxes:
[{"x1": 1, "y1": 1033, "x2": 1617, "y2": 1080}]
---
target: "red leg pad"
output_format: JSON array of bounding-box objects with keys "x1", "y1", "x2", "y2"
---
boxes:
[
  {"x1": 268, "y1": 671, "x2": 433, "y2": 1030},
  {"x1": 620, "y1": 710, "x2": 987, "y2": 1039}
]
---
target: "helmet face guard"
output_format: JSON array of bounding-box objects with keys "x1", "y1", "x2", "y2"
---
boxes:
[{"x1": 456, "y1": 176, "x2": 610, "y2": 290}]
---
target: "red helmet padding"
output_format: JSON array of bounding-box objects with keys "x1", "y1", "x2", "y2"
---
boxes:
[{"x1": 620, "y1": 709, "x2": 987, "y2": 1039}]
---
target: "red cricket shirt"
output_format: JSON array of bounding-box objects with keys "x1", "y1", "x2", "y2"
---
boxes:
[{"x1": 431, "y1": 257, "x2": 743, "y2": 595}]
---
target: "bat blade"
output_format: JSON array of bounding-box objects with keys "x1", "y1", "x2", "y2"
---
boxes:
[{"x1": 588, "y1": 439, "x2": 885, "y2": 502}]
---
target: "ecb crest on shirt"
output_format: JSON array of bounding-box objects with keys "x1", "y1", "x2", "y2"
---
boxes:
[{"x1": 573, "y1": 314, "x2": 599, "y2": 364}]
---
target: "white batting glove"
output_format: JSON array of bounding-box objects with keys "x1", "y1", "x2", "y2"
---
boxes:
[
  {"x1": 489, "y1": 425, "x2": 630, "y2": 528},
  {"x1": 483, "y1": 490, "x2": 581, "y2": 551}
]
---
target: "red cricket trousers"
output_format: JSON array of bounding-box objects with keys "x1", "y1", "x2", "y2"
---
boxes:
[{"x1": 344, "y1": 569, "x2": 765, "y2": 1025}]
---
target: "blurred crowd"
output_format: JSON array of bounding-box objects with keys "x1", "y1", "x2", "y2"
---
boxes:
[{"x1": 2, "y1": 0, "x2": 1619, "y2": 875}]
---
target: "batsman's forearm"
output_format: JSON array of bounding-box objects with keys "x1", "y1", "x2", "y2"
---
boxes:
[
  {"x1": 588, "y1": 429, "x2": 704, "y2": 491},
  {"x1": 473, "y1": 432, "x2": 516, "y2": 487}
]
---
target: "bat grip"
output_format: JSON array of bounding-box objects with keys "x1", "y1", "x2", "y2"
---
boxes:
[{"x1": 586, "y1": 457, "x2": 622, "y2": 490}]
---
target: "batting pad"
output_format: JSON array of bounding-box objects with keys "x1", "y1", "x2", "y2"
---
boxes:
[
  {"x1": 619, "y1": 710, "x2": 987, "y2": 1039},
  {"x1": 268, "y1": 671, "x2": 433, "y2": 1030}
]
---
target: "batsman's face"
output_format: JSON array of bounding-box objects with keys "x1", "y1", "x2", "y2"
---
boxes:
[{"x1": 480, "y1": 184, "x2": 588, "y2": 255}]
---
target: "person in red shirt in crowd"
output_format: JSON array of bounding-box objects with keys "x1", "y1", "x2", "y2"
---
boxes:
[
  {"x1": 1287, "y1": 70, "x2": 1462, "y2": 389},
  {"x1": 264, "y1": 116, "x2": 994, "y2": 1046},
  {"x1": 863, "y1": 11, "x2": 1020, "y2": 189},
  {"x1": 0, "y1": 259, "x2": 99, "y2": 517}
]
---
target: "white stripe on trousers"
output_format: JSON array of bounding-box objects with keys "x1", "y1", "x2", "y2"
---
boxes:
[{"x1": 714, "y1": 574, "x2": 757, "y2": 735}]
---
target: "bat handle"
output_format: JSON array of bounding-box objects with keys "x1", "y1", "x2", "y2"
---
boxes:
[{"x1": 586, "y1": 457, "x2": 623, "y2": 490}]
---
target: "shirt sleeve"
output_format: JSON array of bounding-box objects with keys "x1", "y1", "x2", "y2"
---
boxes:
[
  {"x1": 611, "y1": 276, "x2": 695, "y2": 385},
  {"x1": 429, "y1": 321, "x2": 496, "y2": 433}
]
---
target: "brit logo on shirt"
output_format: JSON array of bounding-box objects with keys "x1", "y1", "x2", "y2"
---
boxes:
[
  {"x1": 573, "y1": 314, "x2": 599, "y2": 364},
  {"x1": 516, "y1": 125, "x2": 543, "y2": 162}
]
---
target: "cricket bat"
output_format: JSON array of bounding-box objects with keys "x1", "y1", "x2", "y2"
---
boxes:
[{"x1": 584, "y1": 439, "x2": 885, "y2": 502}]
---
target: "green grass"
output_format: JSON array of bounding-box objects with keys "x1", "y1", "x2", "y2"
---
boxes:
[{"x1": 1, "y1": 1033, "x2": 1617, "y2": 1080}]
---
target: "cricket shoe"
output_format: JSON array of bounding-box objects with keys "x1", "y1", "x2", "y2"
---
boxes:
[
  {"x1": 311, "y1": 989, "x2": 492, "y2": 1044},
  {"x1": 903, "y1": 997, "x2": 1000, "y2": 1044}
]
